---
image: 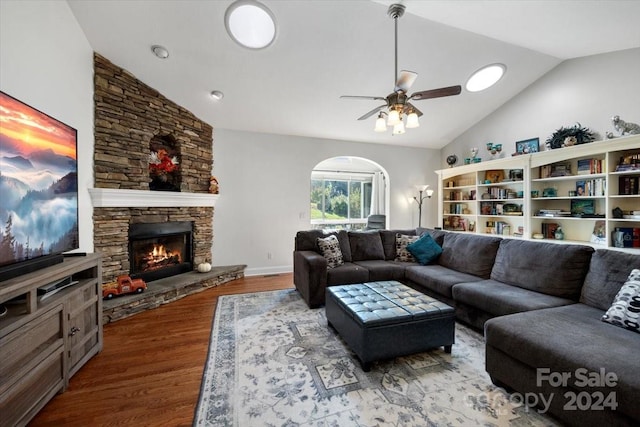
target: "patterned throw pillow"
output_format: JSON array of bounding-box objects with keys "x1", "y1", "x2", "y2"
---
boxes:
[
  {"x1": 395, "y1": 234, "x2": 419, "y2": 262},
  {"x1": 602, "y1": 269, "x2": 640, "y2": 333},
  {"x1": 317, "y1": 235, "x2": 344, "y2": 269}
]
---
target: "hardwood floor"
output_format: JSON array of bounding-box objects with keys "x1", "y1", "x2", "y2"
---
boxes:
[{"x1": 29, "y1": 274, "x2": 294, "y2": 427}]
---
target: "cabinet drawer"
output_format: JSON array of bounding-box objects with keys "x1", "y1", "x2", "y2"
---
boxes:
[
  {"x1": 0, "y1": 332, "x2": 64, "y2": 427},
  {"x1": 0, "y1": 305, "x2": 64, "y2": 395}
]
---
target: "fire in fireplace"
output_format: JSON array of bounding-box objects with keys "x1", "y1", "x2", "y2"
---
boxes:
[{"x1": 129, "y1": 221, "x2": 193, "y2": 282}]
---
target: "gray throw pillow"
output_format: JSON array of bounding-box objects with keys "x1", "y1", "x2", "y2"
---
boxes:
[
  {"x1": 602, "y1": 269, "x2": 640, "y2": 333},
  {"x1": 316, "y1": 235, "x2": 344, "y2": 269}
]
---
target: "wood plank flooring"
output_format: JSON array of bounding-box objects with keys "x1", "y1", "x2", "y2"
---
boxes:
[{"x1": 29, "y1": 273, "x2": 294, "y2": 427}]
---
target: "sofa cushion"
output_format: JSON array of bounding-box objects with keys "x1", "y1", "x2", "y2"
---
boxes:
[
  {"x1": 491, "y1": 239, "x2": 594, "y2": 299},
  {"x1": 406, "y1": 233, "x2": 442, "y2": 265},
  {"x1": 316, "y1": 235, "x2": 344, "y2": 269},
  {"x1": 353, "y1": 260, "x2": 410, "y2": 282},
  {"x1": 348, "y1": 231, "x2": 385, "y2": 261},
  {"x1": 416, "y1": 227, "x2": 446, "y2": 246},
  {"x1": 602, "y1": 269, "x2": 640, "y2": 333},
  {"x1": 405, "y1": 265, "x2": 483, "y2": 299},
  {"x1": 453, "y1": 279, "x2": 576, "y2": 317},
  {"x1": 438, "y1": 233, "x2": 501, "y2": 278},
  {"x1": 326, "y1": 262, "x2": 369, "y2": 286},
  {"x1": 580, "y1": 249, "x2": 640, "y2": 310},
  {"x1": 485, "y1": 303, "x2": 640, "y2": 422},
  {"x1": 295, "y1": 230, "x2": 352, "y2": 262},
  {"x1": 395, "y1": 234, "x2": 419, "y2": 262},
  {"x1": 379, "y1": 229, "x2": 417, "y2": 260}
]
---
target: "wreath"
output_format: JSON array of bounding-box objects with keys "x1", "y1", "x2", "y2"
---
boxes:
[{"x1": 545, "y1": 123, "x2": 595, "y2": 149}]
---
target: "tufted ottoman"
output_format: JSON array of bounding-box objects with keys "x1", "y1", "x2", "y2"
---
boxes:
[{"x1": 325, "y1": 280, "x2": 455, "y2": 371}]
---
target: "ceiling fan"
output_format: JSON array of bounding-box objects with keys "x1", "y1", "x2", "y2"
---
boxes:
[{"x1": 341, "y1": 3, "x2": 461, "y2": 134}]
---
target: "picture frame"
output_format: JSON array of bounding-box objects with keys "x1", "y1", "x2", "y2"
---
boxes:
[
  {"x1": 484, "y1": 170, "x2": 505, "y2": 183},
  {"x1": 571, "y1": 199, "x2": 595, "y2": 215},
  {"x1": 515, "y1": 137, "x2": 539, "y2": 154}
]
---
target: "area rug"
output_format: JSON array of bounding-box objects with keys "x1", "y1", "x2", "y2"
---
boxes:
[{"x1": 194, "y1": 289, "x2": 558, "y2": 426}]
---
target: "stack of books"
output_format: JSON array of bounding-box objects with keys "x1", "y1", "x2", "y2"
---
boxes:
[
  {"x1": 537, "y1": 209, "x2": 572, "y2": 217},
  {"x1": 577, "y1": 158, "x2": 603, "y2": 175},
  {"x1": 618, "y1": 176, "x2": 639, "y2": 195}
]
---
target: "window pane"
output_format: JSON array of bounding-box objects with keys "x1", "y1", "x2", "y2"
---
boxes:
[
  {"x1": 310, "y1": 179, "x2": 324, "y2": 220},
  {"x1": 349, "y1": 181, "x2": 363, "y2": 219},
  {"x1": 326, "y1": 180, "x2": 348, "y2": 220}
]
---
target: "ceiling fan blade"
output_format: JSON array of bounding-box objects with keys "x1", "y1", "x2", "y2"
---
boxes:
[
  {"x1": 406, "y1": 103, "x2": 423, "y2": 117},
  {"x1": 410, "y1": 85, "x2": 462, "y2": 101},
  {"x1": 340, "y1": 95, "x2": 386, "y2": 101},
  {"x1": 395, "y1": 70, "x2": 418, "y2": 92},
  {"x1": 357, "y1": 105, "x2": 387, "y2": 120}
]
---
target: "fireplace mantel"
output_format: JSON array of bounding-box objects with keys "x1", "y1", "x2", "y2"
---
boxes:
[{"x1": 89, "y1": 188, "x2": 219, "y2": 208}]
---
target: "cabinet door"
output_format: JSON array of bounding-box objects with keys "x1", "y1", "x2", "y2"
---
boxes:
[{"x1": 66, "y1": 281, "x2": 102, "y2": 377}]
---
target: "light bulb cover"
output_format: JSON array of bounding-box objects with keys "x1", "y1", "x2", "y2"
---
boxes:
[
  {"x1": 406, "y1": 111, "x2": 420, "y2": 128},
  {"x1": 392, "y1": 122, "x2": 405, "y2": 135},
  {"x1": 374, "y1": 114, "x2": 387, "y2": 132},
  {"x1": 387, "y1": 109, "x2": 401, "y2": 126}
]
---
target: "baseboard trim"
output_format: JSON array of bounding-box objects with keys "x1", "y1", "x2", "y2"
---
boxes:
[{"x1": 245, "y1": 265, "x2": 293, "y2": 277}]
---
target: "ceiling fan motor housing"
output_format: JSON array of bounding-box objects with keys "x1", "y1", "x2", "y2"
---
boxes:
[{"x1": 387, "y1": 4, "x2": 405, "y2": 19}]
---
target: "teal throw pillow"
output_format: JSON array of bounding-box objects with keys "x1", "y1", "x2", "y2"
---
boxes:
[{"x1": 406, "y1": 233, "x2": 442, "y2": 265}]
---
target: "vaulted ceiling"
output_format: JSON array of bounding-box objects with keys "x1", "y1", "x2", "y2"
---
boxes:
[{"x1": 68, "y1": 0, "x2": 640, "y2": 149}]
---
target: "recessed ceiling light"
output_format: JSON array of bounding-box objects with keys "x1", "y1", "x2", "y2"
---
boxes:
[
  {"x1": 225, "y1": 0, "x2": 276, "y2": 49},
  {"x1": 465, "y1": 63, "x2": 506, "y2": 92},
  {"x1": 210, "y1": 90, "x2": 224, "y2": 101},
  {"x1": 151, "y1": 45, "x2": 169, "y2": 59}
]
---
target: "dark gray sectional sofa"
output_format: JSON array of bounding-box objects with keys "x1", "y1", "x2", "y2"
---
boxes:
[{"x1": 293, "y1": 228, "x2": 640, "y2": 427}]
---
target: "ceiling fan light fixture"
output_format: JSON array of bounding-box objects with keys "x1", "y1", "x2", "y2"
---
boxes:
[
  {"x1": 225, "y1": 0, "x2": 276, "y2": 49},
  {"x1": 465, "y1": 63, "x2": 506, "y2": 92},
  {"x1": 151, "y1": 45, "x2": 169, "y2": 59},
  {"x1": 406, "y1": 111, "x2": 420, "y2": 128},
  {"x1": 387, "y1": 109, "x2": 401, "y2": 126},
  {"x1": 374, "y1": 113, "x2": 387, "y2": 132},
  {"x1": 392, "y1": 122, "x2": 405, "y2": 135}
]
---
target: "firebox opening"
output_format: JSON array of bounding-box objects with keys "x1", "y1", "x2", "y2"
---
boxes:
[{"x1": 129, "y1": 221, "x2": 194, "y2": 282}]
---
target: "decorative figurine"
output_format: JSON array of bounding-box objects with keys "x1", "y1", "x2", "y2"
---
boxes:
[
  {"x1": 102, "y1": 275, "x2": 147, "y2": 299},
  {"x1": 611, "y1": 115, "x2": 640, "y2": 136},
  {"x1": 209, "y1": 176, "x2": 219, "y2": 194},
  {"x1": 545, "y1": 123, "x2": 595, "y2": 149}
]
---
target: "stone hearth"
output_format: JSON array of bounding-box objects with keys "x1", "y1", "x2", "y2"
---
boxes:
[{"x1": 102, "y1": 265, "x2": 245, "y2": 324}]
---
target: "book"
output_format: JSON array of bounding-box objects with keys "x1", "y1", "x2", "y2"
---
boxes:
[
  {"x1": 576, "y1": 180, "x2": 586, "y2": 196},
  {"x1": 634, "y1": 228, "x2": 640, "y2": 248}
]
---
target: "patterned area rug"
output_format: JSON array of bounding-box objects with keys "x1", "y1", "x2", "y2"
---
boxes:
[{"x1": 194, "y1": 289, "x2": 558, "y2": 426}]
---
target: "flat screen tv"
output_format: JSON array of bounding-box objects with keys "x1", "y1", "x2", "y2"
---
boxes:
[{"x1": 0, "y1": 91, "x2": 79, "y2": 282}]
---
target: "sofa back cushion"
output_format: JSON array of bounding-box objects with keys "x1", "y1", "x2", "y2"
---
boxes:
[
  {"x1": 580, "y1": 249, "x2": 640, "y2": 310},
  {"x1": 379, "y1": 229, "x2": 416, "y2": 260},
  {"x1": 491, "y1": 239, "x2": 594, "y2": 298},
  {"x1": 438, "y1": 233, "x2": 502, "y2": 278},
  {"x1": 417, "y1": 228, "x2": 446, "y2": 246},
  {"x1": 348, "y1": 231, "x2": 385, "y2": 261},
  {"x1": 294, "y1": 230, "x2": 352, "y2": 262}
]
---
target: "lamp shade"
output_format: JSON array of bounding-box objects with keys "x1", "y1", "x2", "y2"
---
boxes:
[
  {"x1": 374, "y1": 114, "x2": 387, "y2": 132},
  {"x1": 392, "y1": 121, "x2": 405, "y2": 135},
  {"x1": 406, "y1": 111, "x2": 420, "y2": 128},
  {"x1": 387, "y1": 109, "x2": 401, "y2": 126}
]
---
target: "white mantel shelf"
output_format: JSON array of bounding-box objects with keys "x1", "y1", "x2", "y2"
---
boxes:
[{"x1": 88, "y1": 188, "x2": 219, "y2": 208}]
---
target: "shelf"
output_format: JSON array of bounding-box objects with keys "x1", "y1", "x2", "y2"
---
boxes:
[{"x1": 436, "y1": 135, "x2": 640, "y2": 250}]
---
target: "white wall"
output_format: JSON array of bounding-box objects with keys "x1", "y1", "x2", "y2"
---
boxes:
[
  {"x1": 212, "y1": 129, "x2": 440, "y2": 275},
  {"x1": 0, "y1": 0, "x2": 95, "y2": 253},
  {"x1": 441, "y1": 48, "x2": 640, "y2": 167}
]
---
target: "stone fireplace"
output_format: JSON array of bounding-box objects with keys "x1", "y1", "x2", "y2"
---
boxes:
[{"x1": 91, "y1": 53, "x2": 222, "y2": 284}]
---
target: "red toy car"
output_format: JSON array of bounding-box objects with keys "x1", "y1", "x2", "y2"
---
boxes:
[{"x1": 102, "y1": 275, "x2": 147, "y2": 299}]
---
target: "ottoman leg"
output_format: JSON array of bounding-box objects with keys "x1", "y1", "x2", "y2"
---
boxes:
[{"x1": 444, "y1": 345, "x2": 452, "y2": 353}]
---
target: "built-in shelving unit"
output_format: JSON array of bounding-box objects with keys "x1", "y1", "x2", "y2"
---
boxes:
[
  {"x1": 436, "y1": 135, "x2": 640, "y2": 252},
  {"x1": 0, "y1": 254, "x2": 103, "y2": 427}
]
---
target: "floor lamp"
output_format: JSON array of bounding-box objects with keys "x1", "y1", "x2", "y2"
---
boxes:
[{"x1": 413, "y1": 185, "x2": 434, "y2": 228}]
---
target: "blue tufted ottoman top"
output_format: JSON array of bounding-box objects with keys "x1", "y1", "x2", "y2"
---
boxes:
[{"x1": 327, "y1": 281, "x2": 454, "y2": 326}]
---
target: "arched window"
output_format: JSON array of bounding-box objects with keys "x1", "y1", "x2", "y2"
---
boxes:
[{"x1": 310, "y1": 157, "x2": 388, "y2": 230}]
